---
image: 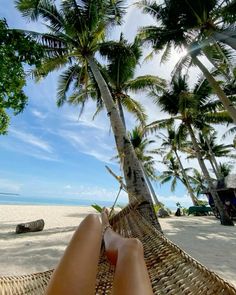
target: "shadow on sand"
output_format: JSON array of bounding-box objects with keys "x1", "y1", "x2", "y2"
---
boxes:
[{"x1": 160, "y1": 216, "x2": 236, "y2": 286}]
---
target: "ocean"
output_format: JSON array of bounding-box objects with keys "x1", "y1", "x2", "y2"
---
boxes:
[{"x1": 0, "y1": 194, "x2": 121, "y2": 207}]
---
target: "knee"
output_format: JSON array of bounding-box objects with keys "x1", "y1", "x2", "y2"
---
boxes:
[
  {"x1": 121, "y1": 238, "x2": 144, "y2": 255},
  {"x1": 84, "y1": 214, "x2": 100, "y2": 224},
  {"x1": 79, "y1": 214, "x2": 101, "y2": 230}
]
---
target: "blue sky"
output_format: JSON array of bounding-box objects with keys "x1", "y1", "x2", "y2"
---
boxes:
[{"x1": 0, "y1": 1, "x2": 233, "y2": 209}]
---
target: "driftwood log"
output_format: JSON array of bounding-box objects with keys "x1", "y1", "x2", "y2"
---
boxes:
[{"x1": 16, "y1": 219, "x2": 45, "y2": 234}]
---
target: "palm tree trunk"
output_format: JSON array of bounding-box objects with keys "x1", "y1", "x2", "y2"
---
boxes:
[
  {"x1": 187, "y1": 123, "x2": 234, "y2": 225},
  {"x1": 204, "y1": 136, "x2": 221, "y2": 179},
  {"x1": 174, "y1": 150, "x2": 198, "y2": 205},
  {"x1": 87, "y1": 57, "x2": 153, "y2": 204},
  {"x1": 191, "y1": 55, "x2": 236, "y2": 123},
  {"x1": 117, "y1": 99, "x2": 126, "y2": 130},
  {"x1": 209, "y1": 158, "x2": 220, "y2": 179},
  {"x1": 213, "y1": 31, "x2": 236, "y2": 51},
  {"x1": 141, "y1": 164, "x2": 161, "y2": 206}
]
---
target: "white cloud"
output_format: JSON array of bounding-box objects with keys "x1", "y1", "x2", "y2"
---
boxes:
[
  {"x1": 158, "y1": 193, "x2": 194, "y2": 209},
  {"x1": 10, "y1": 128, "x2": 53, "y2": 153},
  {"x1": 24, "y1": 182, "x2": 129, "y2": 204},
  {"x1": 64, "y1": 112, "x2": 107, "y2": 131},
  {"x1": 0, "y1": 178, "x2": 22, "y2": 193},
  {"x1": 65, "y1": 184, "x2": 72, "y2": 189},
  {"x1": 62, "y1": 100, "x2": 109, "y2": 132},
  {"x1": 60, "y1": 129, "x2": 116, "y2": 164},
  {"x1": 64, "y1": 185, "x2": 129, "y2": 203},
  {"x1": 31, "y1": 109, "x2": 47, "y2": 119},
  {"x1": 0, "y1": 140, "x2": 59, "y2": 162}
]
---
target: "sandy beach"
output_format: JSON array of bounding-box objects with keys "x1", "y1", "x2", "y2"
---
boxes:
[{"x1": 0, "y1": 205, "x2": 236, "y2": 288}]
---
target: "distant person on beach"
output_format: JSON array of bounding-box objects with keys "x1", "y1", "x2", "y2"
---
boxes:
[
  {"x1": 45, "y1": 208, "x2": 153, "y2": 295},
  {"x1": 175, "y1": 208, "x2": 181, "y2": 216}
]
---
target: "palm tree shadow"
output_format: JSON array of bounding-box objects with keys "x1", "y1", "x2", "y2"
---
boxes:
[{"x1": 160, "y1": 216, "x2": 236, "y2": 287}]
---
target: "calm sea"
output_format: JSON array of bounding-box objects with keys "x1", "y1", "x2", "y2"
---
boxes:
[{"x1": 0, "y1": 194, "x2": 120, "y2": 207}]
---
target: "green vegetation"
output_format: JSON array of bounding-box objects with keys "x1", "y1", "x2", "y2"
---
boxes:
[{"x1": 0, "y1": 19, "x2": 43, "y2": 134}]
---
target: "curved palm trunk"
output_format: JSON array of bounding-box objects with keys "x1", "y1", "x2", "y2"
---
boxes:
[
  {"x1": 88, "y1": 57, "x2": 152, "y2": 203},
  {"x1": 204, "y1": 136, "x2": 221, "y2": 180},
  {"x1": 174, "y1": 149, "x2": 198, "y2": 205},
  {"x1": 213, "y1": 31, "x2": 236, "y2": 51},
  {"x1": 187, "y1": 123, "x2": 234, "y2": 226},
  {"x1": 191, "y1": 55, "x2": 236, "y2": 123},
  {"x1": 209, "y1": 158, "x2": 220, "y2": 179},
  {"x1": 141, "y1": 164, "x2": 161, "y2": 206},
  {"x1": 117, "y1": 99, "x2": 126, "y2": 130}
]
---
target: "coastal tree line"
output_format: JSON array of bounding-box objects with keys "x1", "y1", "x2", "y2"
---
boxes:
[{"x1": 0, "y1": 0, "x2": 235, "y2": 225}]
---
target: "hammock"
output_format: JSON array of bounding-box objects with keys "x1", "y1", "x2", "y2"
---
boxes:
[{"x1": 0, "y1": 201, "x2": 236, "y2": 295}]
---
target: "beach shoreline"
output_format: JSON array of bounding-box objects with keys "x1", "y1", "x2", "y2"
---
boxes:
[{"x1": 0, "y1": 204, "x2": 235, "y2": 288}]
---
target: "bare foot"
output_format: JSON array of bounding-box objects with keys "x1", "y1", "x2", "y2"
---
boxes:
[
  {"x1": 101, "y1": 207, "x2": 110, "y2": 232},
  {"x1": 101, "y1": 208, "x2": 123, "y2": 265}
]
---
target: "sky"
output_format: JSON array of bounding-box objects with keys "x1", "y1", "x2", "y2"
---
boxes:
[{"x1": 0, "y1": 1, "x2": 234, "y2": 209}]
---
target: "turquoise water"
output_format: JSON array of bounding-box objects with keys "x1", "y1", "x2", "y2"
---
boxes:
[{"x1": 0, "y1": 194, "x2": 119, "y2": 207}]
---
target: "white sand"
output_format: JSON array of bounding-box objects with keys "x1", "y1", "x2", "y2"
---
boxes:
[
  {"x1": 159, "y1": 216, "x2": 236, "y2": 287},
  {"x1": 0, "y1": 205, "x2": 236, "y2": 288},
  {"x1": 0, "y1": 205, "x2": 96, "y2": 275}
]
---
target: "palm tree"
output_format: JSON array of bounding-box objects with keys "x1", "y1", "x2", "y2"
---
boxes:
[
  {"x1": 156, "y1": 126, "x2": 199, "y2": 205},
  {"x1": 158, "y1": 155, "x2": 191, "y2": 193},
  {"x1": 190, "y1": 169, "x2": 208, "y2": 197},
  {"x1": 160, "y1": 0, "x2": 236, "y2": 50},
  {"x1": 128, "y1": 126, "x2": 162, "y2": 205},
  {"x1": 148, "y1": 75, "x2": 234, "y2": 225},
  {"x1": 218, "y1": 162, "x2": 233, "y2": 178},
  {"x1": 73, "y1": 34, "x2": 165, "y2": 129},
  {"x1": 129, "y1": 127, "x2": 156, "y2": 179},
  {"x1": 137, "y1": 0, "x2": 236, "y2": 122},
  {"x1": 96, "y1": 34, "x2": 165, "y2": 129},
  {"x1": 188, "y1": 130, "x2": 235, "y2": 179},
  {"x1": 16, "y1": 0, "x2": 154, "y2": 204}
]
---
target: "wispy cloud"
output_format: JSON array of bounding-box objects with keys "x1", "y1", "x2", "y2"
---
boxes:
[
  {"x1": 0, "y1": 178, "x2": 22, "y2": 193},
  {"x1": 60, "y1": 130, "x2": 115, "y2": 164},
  {"x1": 31, "y1": 109, "x2": 47, "y2": 119},
  {"x1": 0, "y1": 140, "x2": 59, "y2": 162},
  {"x1": 35, "y1": 184, "x2": 128, "y2": 203},
  {"x1": 10, "y1": 128, "x2": 53, "y2": 153},
  {"x1": 158, "y1": 193, "x2": 193, "y2": 209},
  {"x1": 63, "y1": 106, "x2": 108, "y2": 132},
  {"x1": 66, "y1": 114, "x2": 108, "y2": 130}
]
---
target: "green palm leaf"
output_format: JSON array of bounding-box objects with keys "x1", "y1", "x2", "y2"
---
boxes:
[
  {"x1": 57, "y1": 65, "x2": 82, "y2": 107},
  {"x1": 125, "y1": 75, "x2": 166, "y2": 92},
  {"x1": 122, "y1": 95, "x2": 147, "y2": 125},
  {"x1": 16, "y1": 0, "x2": 64, "y2": 31}
]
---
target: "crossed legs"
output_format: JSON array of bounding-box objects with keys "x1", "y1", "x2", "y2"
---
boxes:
[{"x1": 45, "y1": 210, "x2": 153, "y2": 295}]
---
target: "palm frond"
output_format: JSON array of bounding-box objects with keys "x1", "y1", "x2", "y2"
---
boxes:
[
  {"x1": 67, "y1": 89, "x2": 93, "y2": 118},
  {"x1": 171, "y1": 54, "x2": 192, "y2": 81},
  {"x1": 222, "y1": 126, "x2": 236, "y2": 139},
  {"x1": 122, "y1": 95, "x2": 147, "y2": 125},
  {"x1": 204, "y1": 110, "x2": 233, "y2": 124},
  {"x1": 32, "y1": 55, "x2": 68, "y2": 80},
  {"x1": 146, "y1": 117, "x2": 176, "y2": 134},
  {"x1": 171, "y1": 176, "x2": 177, "y2": 192},
  {"x1": 158, "y1": 175, "x2": 172, "y2": 185},
  {"x1": 160, "y1": 42, "x2": 172, "y2": 64},
  {"x1": 125, "y1": 75, "x2": 166, "y2": 92},
  {"x1": 57, "y1": 65, "x2": 82, "y2": 107},
  {"x1": 16, "y1": 0, "x2": 64, "y2": 31},
  {"x1": 136, "y1": 0, "x2": 162, "y2": 20}
]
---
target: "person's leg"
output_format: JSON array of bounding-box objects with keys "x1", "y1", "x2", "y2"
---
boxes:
[
  {"x1": 45, "y1": 214, "x2": 102, "y2": 295},
  {"x1": 101, "y1": 209, "x2": 153, "y2": 295}
]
